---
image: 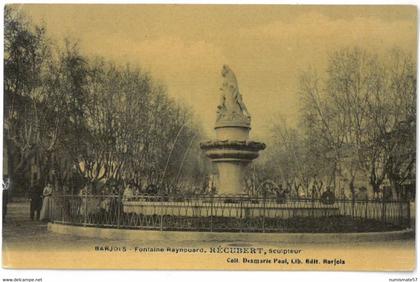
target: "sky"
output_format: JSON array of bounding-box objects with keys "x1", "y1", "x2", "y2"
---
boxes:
[{"x1": 17, "y1": 4, "x2": 417, "y2": 140}]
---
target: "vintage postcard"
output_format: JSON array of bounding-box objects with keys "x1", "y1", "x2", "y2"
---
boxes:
[{"x1": 2, "y1": 4, "x2": 416, "y2": 271}]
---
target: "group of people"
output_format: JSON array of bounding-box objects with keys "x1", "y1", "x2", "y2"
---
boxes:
[{"x1": 28, "y1": 182, "x2": 54, "y2": 221}]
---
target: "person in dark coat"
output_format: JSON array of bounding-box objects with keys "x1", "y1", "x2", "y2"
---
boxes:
[
  {"x1": 321, "y1": 186, "x2": 336, "y2": 205},
  {"x1": 29, "y1": 182, "x2": 43, "y2": 220},
  {"x1": 3, "y1": 177, "x2": 10, "y2": 222},
  {"x1": 3, "y1": 189, "x2": 8, "y2": 221}
]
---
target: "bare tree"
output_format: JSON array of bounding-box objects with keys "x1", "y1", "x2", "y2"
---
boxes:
[{"x1": 296, "y1": 47, "x2": 415, "y2": 200}]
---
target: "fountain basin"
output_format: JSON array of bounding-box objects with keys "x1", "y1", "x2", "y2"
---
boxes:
[
  {"x1": 200, "y1": 140, "x2": 265, "y2": 194},
  {"x1": 200, "y1": 140, "x2": 265, "y2": 162}
]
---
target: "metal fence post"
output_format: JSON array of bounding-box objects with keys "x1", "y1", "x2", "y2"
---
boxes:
[
  {"x1": 262, "y1": 194, "x2": 266, "y2": 233},
  {"x1": 239, "y1": 196, "x2": 243, "y2": 233},
  {"x1": 84, "y1": 191, "x2": 88, "y2": 226},
  {"x1": 50, "y1": 195, "x2": 54, "y2": 223},
  {"x1": 381, "y1": 199, "x2": 386, "y2": 223},
  {"x1": 399, "y1": 200, "x2": 403, "y2": 227},
  {"x1": 160, "y1": 197, "x2": 163, "y2": 231},
  {"x1": 311, "y1": 190, "x2": 315, "y2": 218},
  {"x1": 117, "y1": 193, "x2": 121, "y2": 229},
  {"x1": 364, "y1": 200, "x2": 368, "y2": 220},
  {"x1": 210, "y1": 195, "x2": 213, "y2": 232},
  {"x1": 407, "y1": 200, "x2": 411, "y2": 228},
  {"x1": 61, "y1": 195, "x2": 64, "y2": 223}
]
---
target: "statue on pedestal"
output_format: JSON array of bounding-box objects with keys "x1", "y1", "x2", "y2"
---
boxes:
[
  {"x1": 201, "y1": 64, "x2": 265, "y2": 195},
  {"x1": 216, "y1": 65, "x2": 251, "y2": 125}
]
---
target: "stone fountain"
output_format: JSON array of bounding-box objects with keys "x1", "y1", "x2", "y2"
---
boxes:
[{"x1": 200, "y1": 65, "x2": 266, "y2": 195}]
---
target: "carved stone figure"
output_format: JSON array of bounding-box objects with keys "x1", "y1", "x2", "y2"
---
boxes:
[{"x1": 216, "y1": 65, "x2": 251, "y2": 124}]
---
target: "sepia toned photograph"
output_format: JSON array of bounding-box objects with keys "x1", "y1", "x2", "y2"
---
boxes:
[{"x1": 2, "y1": 4, "x2": 417, "y2": 271}]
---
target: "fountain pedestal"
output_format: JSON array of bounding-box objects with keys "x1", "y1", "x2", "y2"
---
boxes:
[{"x1": 200, "y1": 65, "x2": 265, "y2": 195}]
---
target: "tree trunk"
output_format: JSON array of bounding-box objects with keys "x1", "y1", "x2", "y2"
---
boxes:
[
  {"x1": 390, "y1": 179, "x2": 399, "y2": 201},
  {"x1": 349, "y1": 175, "x2": 356, "y2": 201}
]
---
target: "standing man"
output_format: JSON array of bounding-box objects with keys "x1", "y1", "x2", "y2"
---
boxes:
[
  {"x1": 3, "y1": 177, "x2": 10, "y2": 222},
  {"x1": 29, "y1": 181, "x2": 43, "y2": 220}
]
